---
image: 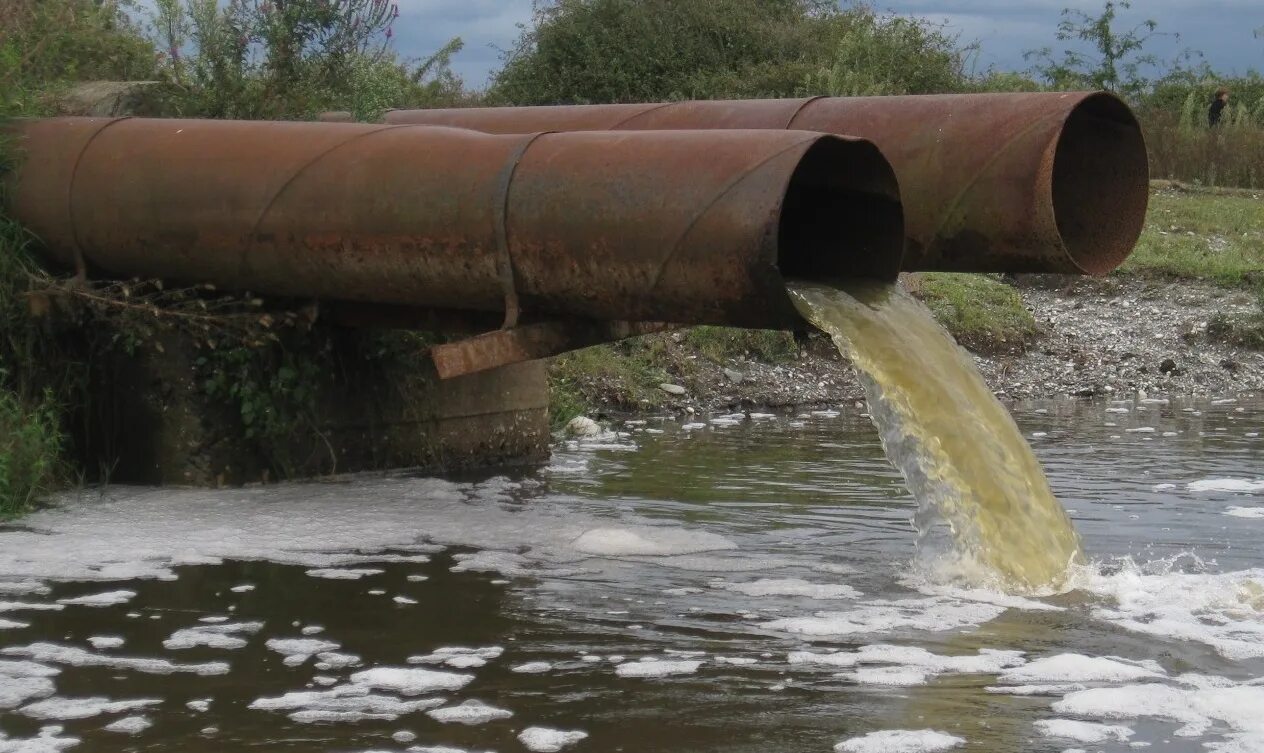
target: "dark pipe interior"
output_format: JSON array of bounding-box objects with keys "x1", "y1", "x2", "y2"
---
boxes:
[
  {"x1": 1052, "y1": 92, "x2": 1150, "y2": 275},
  {"x1": 776, "y1": 137, "x2": 905, "y2": 284}
]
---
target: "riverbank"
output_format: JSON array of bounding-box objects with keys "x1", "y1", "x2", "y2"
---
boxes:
[{"x1": 550, "y1": 183, "x2": 1264, "y2": 423}]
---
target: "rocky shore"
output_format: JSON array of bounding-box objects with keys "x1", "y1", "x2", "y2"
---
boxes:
[{"x1": 566, "y1": 276, "x2": 1263, "y2": 419}]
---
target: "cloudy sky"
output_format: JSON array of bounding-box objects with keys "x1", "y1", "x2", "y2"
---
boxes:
[{"x1": 390, "y1": 1, "x2": 1263, "y2": 89}]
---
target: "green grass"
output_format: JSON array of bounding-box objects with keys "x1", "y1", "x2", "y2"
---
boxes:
[
  {"x1": 681, "y1": 326, "x2": 798, "y2": 365},
  {"x1": 912, "y1": 273, "x2": 1039, "y2": 352},
  {"x1": 0, "y1": 389, "x2": 65, "y2": 518},
  {"x1": 1122, "y1": 187, "x2": 1264, "y2": 284}
]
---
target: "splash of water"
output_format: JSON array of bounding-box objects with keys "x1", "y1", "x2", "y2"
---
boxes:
[{"x1": 789, "y1": 280, "x2": 1082, "y2": 592}]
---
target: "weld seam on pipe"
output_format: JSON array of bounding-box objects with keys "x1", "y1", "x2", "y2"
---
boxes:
[
  {"x1": 67, "y1": 116, "x2": 131, "y2": 278},
  {"x1": 494, "y1": 130, "x2": 554, "y2": 329}
]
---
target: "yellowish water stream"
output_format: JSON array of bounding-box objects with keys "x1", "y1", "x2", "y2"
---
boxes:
[{"x1": 789, "y1": 280, "x2": 1083, "y2": 592}]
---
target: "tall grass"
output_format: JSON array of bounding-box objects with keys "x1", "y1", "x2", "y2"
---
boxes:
[{"x1": 1143, "y1": 104, "x2": 1264, "y2": 189}]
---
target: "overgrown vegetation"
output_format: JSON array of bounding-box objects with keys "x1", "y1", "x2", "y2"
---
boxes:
[
  {"x1": 0, "y1": 0, "x2": 473, "y2": 512},
  {"x1": 148, "y1": 0, "x2": 469, "y2": 120},
  {"x1": 491, "y1": 0, "x2": 972, "y2": 104}
]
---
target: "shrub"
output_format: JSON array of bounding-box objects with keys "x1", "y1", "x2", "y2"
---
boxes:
[
  {"x1": 149, "y1": 0, "x2": 469, "y2": 120},
  {"x1": 490, "y1": 0, "x2": 970, "y2": 105}
]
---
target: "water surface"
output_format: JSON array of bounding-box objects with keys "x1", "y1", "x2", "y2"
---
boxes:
[{"x1": 1, "y1": 397, "x2": 1261, "y2": 753}]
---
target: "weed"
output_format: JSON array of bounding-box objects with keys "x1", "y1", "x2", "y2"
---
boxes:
[{"x1": 0, "y1": 387, "x2": 65, "y2": 517}]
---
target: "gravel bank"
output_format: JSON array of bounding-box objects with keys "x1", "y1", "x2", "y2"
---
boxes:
[{"x1": 577, "y1": 277, "x2": 1263, "y2": 417}]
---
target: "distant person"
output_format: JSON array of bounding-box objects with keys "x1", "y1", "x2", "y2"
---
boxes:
[{"x1": 1208, "y1": 88, "x2": 1229, "y2": 127}]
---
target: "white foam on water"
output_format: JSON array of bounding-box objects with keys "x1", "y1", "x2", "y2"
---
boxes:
[
  {"x1": 406, "y1": 747, "x2": 491, "y2": 753},
  {"x1": 572, "y1": 527, "x2": 737, "y2": 557},
  {"x1": 186, "y1": 699, "x2": 211, "y2": 712},
  {"x1": 102, "y1": 715, "x2": 151, "y2": 734},
  {"x1": 425, "y1": 699, "x2": 512, "y2": 725},
  {"x1": 86, "y1": 636, "x2": 124, "y2": 650},
  {"x1": 721, "y1": 578, "x2": 860, "y2": 600},
  {"x1": 615, "y1": 660, "x2": 702, "y2": 678},
  {"x1": 305, "y1": 568, "x2": 383, "y2": 580},
  {"x1": 833, "y1": 729, "x2": 965, "y2": 753},
  {"x1": 0, "y1": 602, "x2": 62, "y2": 614},
  {"x1": 0, "y1": 676, "x2": 56, "y2": 711},
  {"x1": 19, "y1": 697, "x2": 160, "y2": 721},
  {"x1": 1034, "y1": 719, "x2": 1133, "y2": 743},
  {"x1": 795, "y1": 644, "x2": 1024, "y2": 686},
  {"x1": 788, "y1": 651, "x2": 859, "y2": 668},
  {"x1": 714, "y1": 656, "x2": 757, "y2": 666},
  {"x1": 1069, "y1": 560, "x2": 1264, "y2": 660},
  {"x1": 1225, "y1": 507, "x2": 1264, "y2": 518},
  {"x1": 998, "y1": 654, "x2": 1163, "y2": 684},
  {"x1": 315, "y1": 652, "x2": 360, "y2": 669},
  {"x1": 0, "y1": 619, "x2": 27, "y2": 630},
  {"x1": 761, "y1": 598, "x2": 1006, "y2": 638},
  {"x1": 518, "y1": 727, "x2": 589, "y2": 752},
  {"x1": 393, "y1": 596, "x2": 417, "y2": 605},
  {"x1": 0, "y1": 661, "x2": 58, "y2": 679},
  {"x1": 229, "y1": 584, "x2": 255, "y2": 593},
  {"x1": 0, "y1": 479, "x2": 749, "y2": 586},
  {"x1": 349, "y1": 667, "x2": 473, "y2": 695},
  {"x1": 301, "y1": 625, "x2": 324, "y2": 636},
  {"x1": 0, "y1": 726, "x2": 78, "y2": 753},
  {"x1": 408, "y1": 647, "x2": 502, "y2": 670},
  {"x1": 249, "y1": 684, "x2": 446, "y2": 721},
  {"x1": 164, "y1": 621, "x2": 263, "y2": 650},
  {"x1": 845, "y1": 666, "x2": 930, "y2": 686},
  {"x1": 1052, "y1": 682, "x2": 1264, "y2": 749},
  {"x1": 392, "y1": 730, "x2": 416, "y2": 743},
  {"x1": 1186, "y1": 479, "x2": 1264, "y2": 494},
  {"x1": 0, "y1": 582, "x2": 48, "y2": 596},
  {"x1": 265, "y1": 638, "x2": 339, "y2": 665},
  {"x1": 511, "y1": 662, "x2": 552, "y2": 674},
  {"x1": 3, "y1": 643, "x2": 228, "y2": 676}
]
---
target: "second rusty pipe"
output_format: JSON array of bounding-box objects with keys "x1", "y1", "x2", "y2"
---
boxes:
[
  {"x1": 6, "y1": 118, "x2": 903, "y2": 329},
  {"x1": 385, "y1": 92, "x2": 1150, "y2": 275}
]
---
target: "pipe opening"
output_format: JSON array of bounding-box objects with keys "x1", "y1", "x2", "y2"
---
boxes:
[
  {"x1": 776, "y1": 137, "x2": 905, "y2": 284},
  {"x1": 1052, "y1": 92, "x2": 1150, "y2": 275}
]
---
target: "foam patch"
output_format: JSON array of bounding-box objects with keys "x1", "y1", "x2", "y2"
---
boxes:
[
  {"x1": 19, "y1": 697, "x2": 160, "y2": 721},
  {"x1": 833, "y1": 729, "x2": 964, "y2": 753},
  {"x1": 3, "y1": 643, "x2": 228, "y2": 676},
  {"x1": 518, "y1": 727, "x2": 589, "y2": 752},
  {"x1": 762, "y1": 598, "x2": 1006, "y2": 637},
  {"x1": 425, "y1": 699, "x2": 513, "y2": 725},
  {"x1": 348, "y1": 667, "x2": 473, "y2": 695},
  {"x1": 615, "y1": 660, "x2": 702, "y2": 678},
  {"x1": 55, "y1": 590, "x2": 135, "y2": 607},
  {"x1": 1034, "y1": 719, "x2": 1133, "y2": 743}
]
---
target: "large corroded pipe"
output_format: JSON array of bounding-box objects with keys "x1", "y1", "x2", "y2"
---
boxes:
[
  {"x1": 385, "y1": 92, "x2": 1150, "y2": 275},
  {"x1": 7, "y1": 117, "x2": 903, "y2": 329}
]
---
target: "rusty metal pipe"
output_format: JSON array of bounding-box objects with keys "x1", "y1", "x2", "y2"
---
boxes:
[
  {"x1": 7, "y1": 117, "x2": 903, "y2": 330},
  {"x1": 385, "y1": 92, "x2": 1150, "y2": 275}
]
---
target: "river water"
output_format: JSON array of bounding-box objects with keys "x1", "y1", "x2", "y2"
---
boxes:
[{"x1": 1, "y1": 398, "x2": 1262, "y2": 753}]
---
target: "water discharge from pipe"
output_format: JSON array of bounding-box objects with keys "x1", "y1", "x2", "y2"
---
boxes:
[{"x1": 788, "y1": 280, "x2": 1083, "y2": 592}]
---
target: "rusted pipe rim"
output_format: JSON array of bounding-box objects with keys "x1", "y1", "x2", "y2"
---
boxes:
[
  {"x1": 1050, "y1": 92, "x2": 1150, "y2": 275},
  {"x1": 774, "y1": 136, "x2": 905, "y2": 285}
]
